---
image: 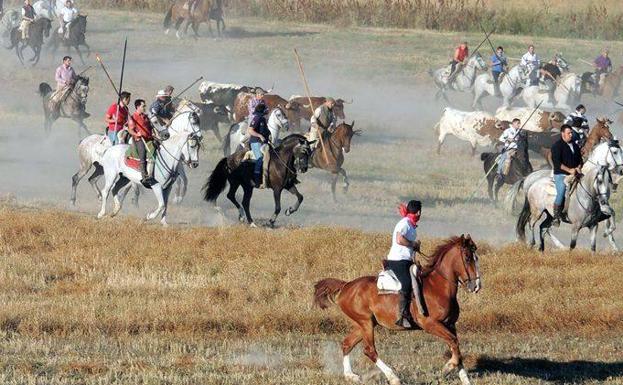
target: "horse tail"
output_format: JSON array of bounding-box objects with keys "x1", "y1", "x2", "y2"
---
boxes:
[
  {"x1": 516, "y1": 196, "x2": 531, "y2": 242},
  {"x1": 222, "y1": 124, "x2": 233, "y2": 156},
  {"x1": 480, "y1": 152, "x2": 494, "y2": 163},
  {"x1": 505, "y1": 179, "x2": 524, "y2": 215},
  {"x1": 202, "y1": 157, "x2": 229, "y2": 202},
  {"x1": 163, "y1": 4, "x2": 174, "y2": 29},
  {"x1": 313, "y1": 278, "x2": 347, "y2": 309},
  {"x1": 38, "y1": 82, "x2": 52, "y2": 97}
]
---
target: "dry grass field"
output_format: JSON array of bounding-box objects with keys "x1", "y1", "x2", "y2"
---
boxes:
[{"x1": 1, "y1": 205, "x2": 623, "y2": 384}]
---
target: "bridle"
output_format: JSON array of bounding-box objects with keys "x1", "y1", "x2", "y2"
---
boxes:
[{"x1": 418, "y1": 244, "x2": 480, "y2": 290}]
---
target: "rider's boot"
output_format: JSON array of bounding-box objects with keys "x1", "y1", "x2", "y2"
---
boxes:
[
  {"x1": 395, "y1": 291, "x2": 415, "y2": 329},
  {"x1": 552, "y1": 204, "x2": 562, "y2": 226}
]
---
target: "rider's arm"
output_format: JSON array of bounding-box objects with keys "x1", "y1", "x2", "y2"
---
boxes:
[
  {"x1": 127, "y1": 118, "x2": 139, "y2": 137},
  {"x1": 55, "y1": 67, "x2": 63, "y2": 85},
  {"x1": 104, "y1": 105, "x2": 118, "y2": 125},
  {"x1": 396, "y1": 233, "x2": 416, "y2": 249}
]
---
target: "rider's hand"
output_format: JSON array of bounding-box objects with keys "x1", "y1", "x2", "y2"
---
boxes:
[
  {"x1": 260, "y1": 135, "x2": 266, "y2": 143},
  {"x1": 413, "y1": 240, "x2": 421, "y2": 253}
]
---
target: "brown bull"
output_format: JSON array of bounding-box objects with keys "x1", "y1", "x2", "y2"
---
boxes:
[
  {"x1": 232, "y1": 92, "x2": 303, "y2": 125},
  {"x1": 288, "y1": 96, "x2": 348, "y2": 130}
]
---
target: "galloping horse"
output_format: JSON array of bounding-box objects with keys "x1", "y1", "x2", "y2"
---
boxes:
[
  {"x1": 7, "y1": 16, "x2": 50, "y2": 65},
  {"x1": 430, "y1": 53, "x2": 487, "y2": 103},
  {"x1": 310, "y1": 121, "x2": 359, "y2": 202},
  {"x1": 582, "y1": 66, "x2": 623, "y2": 100},
  {"x1": 38, "y1": 75, "x2": 90, "y2": 136},
  {"x1": 314, "y1": 235, "x2": 481, "y2": 385},
  {"x1": 223, "y1": 106, "x2": 290, "y2": 156},
  {"x1": 163, "y1": 0, "x2": 225, "y2": 39},
  {"x1": 48, "y1": 14, "x2": 89, "y2": 64},
  {"x1": 473, "y1": 64, "x2": 531, "y2": 109},
  {"x1": 203, "y1": 134, "x2": 313, "y2": 227}
]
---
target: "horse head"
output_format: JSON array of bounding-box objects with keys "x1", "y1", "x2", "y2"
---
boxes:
[
  {"x1": 473, "y1": 53, "x2": 488, "y2": 71},
  {"x1": 292, "y1": 136, "x2": 313, "y2": 173},
  {"x1": 74, "y1": 76, "x2": 89, "y2": 104},
  {"x1": 333, "y1": 98, "x2": 348, "y2": 119},
  {"x1": 457, "y1": 234, "x2": 481, "y2": 293},
  {"x1": 555, "y1": 53, "x2": 570, "y2": 72},
  {"x1": 334, "y1": 121, "x2": 358, "y2": 153},
  {"x1": 41, "y1": 17, "x2": 52, "y2": 38},
  {"x1": 594, "y1": 117, "x2": 614, "y2": 141},
  {"x1": 270, "y1": 105, "x2": 290, "y2": 132}
]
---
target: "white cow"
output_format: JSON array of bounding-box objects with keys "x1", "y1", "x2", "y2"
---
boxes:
[
  {"x1": 434, "y1": 108, "x2": 505, "y2": 156},
  {"x1": 520, "y1": 73, "x2": 582, "y2": 110},
  {"x1": 494, "y1": 107, "x2": 566, "y2": 133}
]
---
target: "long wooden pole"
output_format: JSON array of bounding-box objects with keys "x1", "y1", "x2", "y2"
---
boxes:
[
  {"x1": 293, "y1": 48, "x2": 329, "y2": 164},
  {"x1": 112, "y1": 38, "x2": 128, "y2": 134}
]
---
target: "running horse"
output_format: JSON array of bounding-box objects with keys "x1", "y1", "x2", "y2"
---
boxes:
[
  {"x1": 38, "y1": 75, "x2": 90, "y2": 136},
  {"x1": 163, "y1": 0, "x2": 225, "y2": 39},
  {"x1": 314, "y1": 235, "x2": 482, "y2": 385},
  {"x1": 48, "y1": 14, "x2": 90, "y2": 64},
  {"x1": 7, "y1": 17, "x2": 51, "y2": 66},
  {"x1": 310, "y1": 121, "x2": 360, "y2": 202}
]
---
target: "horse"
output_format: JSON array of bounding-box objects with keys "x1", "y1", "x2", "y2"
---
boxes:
[
  {"x1": 38, "y1": 75, "x2": 90, "y2": 136},
  {"x1": 313, "y1": 235, "x2": 481, "y2": 385},
  {"x1": 520, "y1": 73, "x2": 581, "y2": 110},
  {"x1": 222, "y1": 106, "x2": 290, "y2": 157},
  {"x1": 480, "y1": 131, "x2": 532, "y2": 202},
  {"x1": 96, "y1": 108, "x2": 203, "y2": 227},
  {"x1": 309, "y1": 121, "x2": 360, "y2": 202},
  {"x1": 516, "y1": 164, "x2": 614, "y2": 252},
  {"x1": 582, "y1": 66, "x2": 623, "y2": 100},
  {"x1": 48, "y1": 14, "x2": 89, "y2": 64},
  {"x1": 7, "y1": 16, "x2": 50, "y2": 66},
  {"x1": 506, "y1": 140, "x2": 623, "y2": 217},
  {"x1": 163, "y1": 0, "x2": 225, "y2": 39},
  {"x1": 33, "y1": 0, "x2": 65, "y2": 19},
  {"x1": 0, "y1": 9, "x2": 20, "y2": 47},
  {"x1": 203, "y1": 134, "x2": 313, "y2": 227},
  {"x1": 472, "y1": 64, "x2": 531, "y2": 109},
  {"x1": 429, "y1": 53, "x2": 487, "y2": 103}
]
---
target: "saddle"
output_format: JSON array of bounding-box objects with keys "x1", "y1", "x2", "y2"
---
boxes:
[
  {"x1": 486, "y1": 72, "x2": 506, "y2": 85},
  {"x1": 545, "y1": 174, "x2": 580, "y2": 222},
  {"x1": 377, "y1": 261, "x2": 427, "y2": 316},
  {"x1": 228, "y1": 143, "x2": 271, "y2": 189},
  {"x1": 124, "y1": 141, "x2": 155, "y2": 170}
]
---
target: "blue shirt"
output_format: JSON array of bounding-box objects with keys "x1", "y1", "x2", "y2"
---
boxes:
[
  {"x1": 150, "y1": 98, "x2": 174, "y2": 120},
  {"x1": 249, "y1": 114, "x2": 269, "y2": 144},
  {"x1": 491, "y1": 53, "x2": 507, "y2": 73}
]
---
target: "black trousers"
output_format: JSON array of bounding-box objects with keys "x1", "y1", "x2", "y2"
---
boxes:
[
  {"x1": 450, "y1": 60, "x2": 459, "y2": 75},
  {"x1": 385, "y1": 260, "x2": 413, "y2": 295},
  {"x1": 492, "y1": 71, "x2": 502, "y2": 84}
]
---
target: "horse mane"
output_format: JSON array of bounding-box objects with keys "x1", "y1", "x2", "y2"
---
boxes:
[{"x1": 419, "y1": 236, "x2": 462, "y2": 276}]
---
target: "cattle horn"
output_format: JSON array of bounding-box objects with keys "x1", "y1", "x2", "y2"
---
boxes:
[
  {"x1": 266, "y1": 82, "x2": 275, "y2": 94},
  {"x1": 351, "y1": 120, "x2": 355, "y2": 128},
  {"x1": 343, "y1": 98, "x2": 353, "y2": 104}
]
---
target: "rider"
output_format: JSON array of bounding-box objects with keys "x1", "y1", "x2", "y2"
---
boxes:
[
  {"x1": 308, "y1": 98, "x2": 337, "y2": 149},
  {"x1": 50, "y1": 55, "x2": 76, "y2": 108},
  {"x1": 248, "y1": 103, "x2": 270, "y2": 187},
  {"x1": 495, "y1": 118, "x2": 521, "y2": 185},
  {"x1": 447, "y1": 41, "x2": 468, "y2": 86},
  {"x1": 593, "y1": 49, "x2": 612, "y2": 95},
  {"x1": 386, "y1": 200, "x2": 422, "y2": 329},
  {"x1": 551, "y1": 125, "x2": 583, "y2": 224},
  {"x1": 563, "y1": 104, "x2": 590, "y2": 149},
  {"x1": 150, "y1": 89, "x2": 174, "y2": 132},
  {"x1": 127, "y1": 99, "x2": 155, "y2": 183},
  {"x1": 248, "y1": 89, "x2": 265, "y2": 123},
  {"x1": 490, "y1": 46, "x2": 507, "y2": 96},
  {"x1": 19, "y1": 0, "x2": 35, "y2": 40},
  {"x1": 104, "y1": 91, "x2": 131, "y2": 145},
  {"x1": 58, "y1": 0, "x2": 78, "y2": 39},
  {"x1": 520, "y1": 44, "x2": 540, "y2": 86}
]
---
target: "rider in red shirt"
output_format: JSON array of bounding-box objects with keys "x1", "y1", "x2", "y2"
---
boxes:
[
  {"x1": 105, "y1": 91, "x2": 131, "y2": 145},
  {"x1": 127, "y1": 99, "x2": 155, "y2": 182},
  {"x1": 448, "y1": 41, "x2": 469, "y2": 84}
]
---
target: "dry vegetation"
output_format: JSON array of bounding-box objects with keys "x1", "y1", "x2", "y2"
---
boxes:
[{"x1": 1, "y1": 205, "x2": 623, "y2": 384}]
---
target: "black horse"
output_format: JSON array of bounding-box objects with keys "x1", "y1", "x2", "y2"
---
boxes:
[
  {"x1": 203, "y1": 134, "x2": 313, "y2": 227},
  {"x1": 481, "y1": 132, "x2": 533, "y2": 202},
  {"x1": 49, "y1": 15, "x2": 89, "y2": 64},
  {"x1": 8, "y1": 17, "x2": 51, "y2": 66}
]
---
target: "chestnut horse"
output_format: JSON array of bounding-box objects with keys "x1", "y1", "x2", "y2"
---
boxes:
[
  {"x1": 310, "y1": 122, "x2": 360, "y2": 202},
  {"x1": 313, "y1": 235, "x2": 482, "y2": 385},
  {"x1": 163, "y1": 0, "x2": 225, "y2": 39},
  {"x1": 582, "y1": 117, "x2": 614, "y2": 156}
]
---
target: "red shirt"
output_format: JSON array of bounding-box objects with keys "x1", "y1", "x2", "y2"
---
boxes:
[
  {"x1": 128, "y1": 111, "x2": 154, "y2": 140},
  {"x1": 455, "y1": 46, "x2": 468, "y2": 62},
  {"x1": 106, "y1": 103, "x2": 129, "y2": 132}
]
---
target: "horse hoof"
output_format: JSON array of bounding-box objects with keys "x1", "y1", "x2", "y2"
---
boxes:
[
  {"x1": 442, "y1": 362, "x2": 458, "y2": 378},
  {"x1": 285, "y1": 208, "x2": 292, "y2": 216},
  {"x1": 249, "y1": 222, "x2": 258, "y2": 228},
  {"x1": 96, "y1": 213, "x2": 105, "y2": 219},
  {"x1": 389, "y1": 378, "x2": 401, "y2": 385},
  {"x1": 344, "y1": 373, "x2": 361, "y2": 383}
]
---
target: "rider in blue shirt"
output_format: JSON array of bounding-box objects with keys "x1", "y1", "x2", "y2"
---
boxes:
[
  {"x1": 248, "y1": 103, "x2": 270, "y2": 187},
  {"x1": 490, "y1": 46, "x2": 507, "y2": 96}
]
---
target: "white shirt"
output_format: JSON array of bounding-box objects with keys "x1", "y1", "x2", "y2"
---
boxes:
[
  {"x1": 520, "y1": 52, "x2": 540, "y2": 70},
  {"x1": 60, "y1": 6, "x2": 78, "y2": 23},
  {"x1": 387, "y1": 218, "x2": 417, "y2": 262},
  {"x1": 499, "y1": 126, "x2": 519, "y2": 150}
]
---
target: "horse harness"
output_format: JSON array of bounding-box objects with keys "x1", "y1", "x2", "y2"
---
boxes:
[{"x1": 416, "y1": 245, "x2": 480, "y2": 290}]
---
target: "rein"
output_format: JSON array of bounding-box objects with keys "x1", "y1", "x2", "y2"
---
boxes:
[{"x1": 417, "y1": 246, "x2": 479, "y2": 289}]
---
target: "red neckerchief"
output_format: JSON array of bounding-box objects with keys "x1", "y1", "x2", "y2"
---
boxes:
[{"x1": 398, "y1": 203, "x2": 420, "y2": 227}]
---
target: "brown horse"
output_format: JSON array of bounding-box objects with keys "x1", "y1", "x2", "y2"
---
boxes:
[
  {"x1": 311, "y1": 122, "x2": 359, "y2": 202},
  {"x1": 163, "y1": 0, "x2": 225, "y2": 39},
  {"x1": 600, "y1": 66, "x2": 623, "y2": 100},
  {"x1": 582, "y1": 117, "x2": 614, "y2": 156},
  {"x1": 313, "y1": 235, "x2": 481, "y2": 385}
]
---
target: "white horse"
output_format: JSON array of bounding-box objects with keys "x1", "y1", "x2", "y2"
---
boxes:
[
  {"x1": 521, "y1": 73, "x2": 582, "y2": 110},
  {"x1": 430, "y1": 53, "x2": 488, "y2": 103},
  {"x1": 33, "y1": 0, "x2": 66, "y2": 20},
  {"x1": 473, "y1": 64, "x2": 531, "y2": 109},
  {"x1": 222, "y1": 106, "x2": 290, "y2": 156},
  {"x1": 516, "y1": 165, "x2": 614, "y2": 252},
  {"x1": 96, "y1": 108, "x2": 202, "y2": 226}
]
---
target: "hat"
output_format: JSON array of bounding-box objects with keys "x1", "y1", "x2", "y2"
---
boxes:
[{"x1": 156, "y1": 90, "x2": 167, "y2": 97}]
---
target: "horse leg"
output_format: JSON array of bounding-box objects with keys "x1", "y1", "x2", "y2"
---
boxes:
[
  {"x1": 285, "y1": 185, "x2": 303, "y2": 216},
  {"x1": 341, "y1": 326, "x2": 363, "y2": 382},
  {"x1": 70, "y1": 163, "x2": 92, "y2": 205},
  {"x1": 191, "y1": 21, "x2": 199, "y2": 38},
  {"x1": 226, "y1": 180, "x2": 244, "y2": 221},
  {"x1": 160, "y1": 185, "x2": 172, "y2": 227},
  {"x1": 212, "y1": 124, "x2": 223, "y2": 143},
  {"x1": 82, "y1": 42, "x2": 91, "y2": 57},
  {"x1": 269, "y1": 188, "x2": 282, "y2": 228},
  {"x1": 360, "y1": 320, "x2": 401, "y2": 385},
  {"x1": 147, "y1": 184, "x2": 165, "y2": 221},
  {"x1": 87, "y1": 164, "x2": 104, "y2": 201},
  {"x1": 589, "y1": 224, "x2": 598, "y2": 253},
  {"x1": 97, "y1": 172, "x2": 116, "y2": 219},
  {"x1": 208, "y1": 18, "x2": 214, "y2": 37},
  {"x1": 173, "y1": 165, "x2": 187, "y2": 204},
  {"x1": 131, "y1": 183, "x2": 140, "y2": 208},
  {"x1": 339, "y1": 168, "x2": 350, "y2": 193},
  {"x1": 16, "y1": 43, "x2": 24, "y2": 65},
  {"x1": 111, "y1": 176, "x2": 131, "y2": 217},
  {"x1": 539, "y1": 215, "x2": 554, "y2": 252},
  {"x1": 437, "y1": 131, "x2": 447, "y2": 155},
  {"x1": 74, "y1": 45, "x2": 85, "y2": 65},
  {"x1": 421, "y1": 319, "x2": 470, "y2": 385},
  {"x1": 470, "y1": 142, "x2": 476, "y2": 157},
  {"x1": 241, "y1": 185, "x2": 255, "y2": 226},
  {"x1": 486, "y1": 173, "x2": 494, "y2": 201},
  {"x1": 331, "y1": 172, "x2": 338, "y2": 203}
]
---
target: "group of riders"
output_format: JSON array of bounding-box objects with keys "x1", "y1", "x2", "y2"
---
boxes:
[
  {"x1": 16, "y1": 0, "x2": 78, "y2": 40},
  {"x1": 445, "y1": 41, "x2": 613, "y2": 95}
]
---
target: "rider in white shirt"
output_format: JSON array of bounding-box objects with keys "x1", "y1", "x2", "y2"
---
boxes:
[
  {"x1": 520, "y1": 45, "x2": 540, "y2": 86},
  {"x1": 58, "y1": 0, "x2": 77, "y2": 38},
  {"x1": 496, "y1": 118, "x2": 521, "y2": 183},
  {"x1": 386, "y1": 200, "x2": 422, "y2": 329}
]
